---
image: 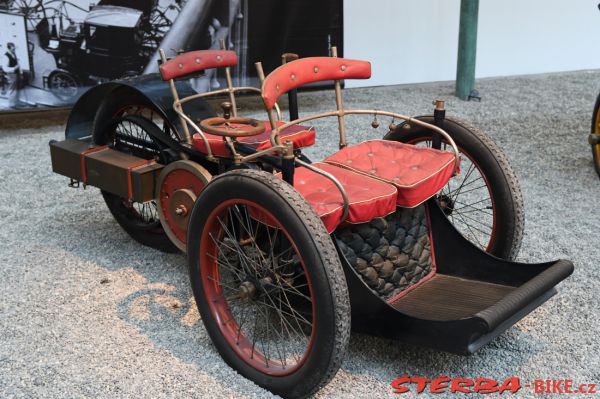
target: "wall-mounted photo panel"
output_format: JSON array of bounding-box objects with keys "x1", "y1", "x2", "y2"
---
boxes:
[
  {"x1": 0, "y1": 0, "x2": 342, "y2": 112},
  {"x1": 0, "y1": 12, "x2": 30, "y2": 71}
]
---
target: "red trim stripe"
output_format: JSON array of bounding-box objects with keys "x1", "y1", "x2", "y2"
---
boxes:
[
  {"x1": 127, "y1": 159, "x2": 156, "y2": 200},
  {"x1": 80, "y1": 145, "x2": 108, "y2": 183}
]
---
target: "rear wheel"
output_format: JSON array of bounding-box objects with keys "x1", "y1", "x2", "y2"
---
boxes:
[
  {"x1": 386, "y1": 116, "x2": 524, "y2": 260},
  {"x1": 100, "y1": 115, "x2": 178, "y2": 253},
  {"x1": 590, "y1": 93, "x2": 600, "y2": 178},
  {"x1": 187, "y1": 170, "x2": 350, "y2": 398}
]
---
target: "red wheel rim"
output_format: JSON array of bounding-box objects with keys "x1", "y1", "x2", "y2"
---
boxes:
[
  {"x1": 406, "y1": 137, "x2": 497, "y2": 252},
  {"x1": 199, "y1": 199, "x2": 316, "y2": 376}
]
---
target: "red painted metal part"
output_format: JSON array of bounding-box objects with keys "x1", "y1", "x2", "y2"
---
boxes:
[
  {"x1": 198, "y1": 199, "x2": 316, "y2": 376},
  {"x1": 79, "y1": 145, "x2": 108, "y2": 184},
  {"x1": 159, "y1": 168, "x2": 208, "y2": 244},
  {"x1": 126, "y1": 159, "x2": 156, "y2": 200}
]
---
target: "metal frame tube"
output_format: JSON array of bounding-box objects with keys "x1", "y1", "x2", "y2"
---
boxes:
[
  {"x1": 331, "y1": 46, "x2": 347, "y2": 148},
  {"x1": 295, "y1": 158, "x2": 350, "y2": 224},
  {"x1": 272, "y1": 109, "x2": 460, "y2": 175},
  {"x1": 160, "y1": 49, "x2": 192, "y2": 144}
]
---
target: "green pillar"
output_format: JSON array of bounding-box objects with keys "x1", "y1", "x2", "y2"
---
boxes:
[{"x1": 455, "y1": 0, "x2": 479, "y2": 100}]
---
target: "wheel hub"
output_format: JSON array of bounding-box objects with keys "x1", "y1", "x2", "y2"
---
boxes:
[
  {"x1": 437, "y1": 194, "x2": 455, "y2": 216},
  {"x1": 238, "y1": 281, "x2": 257, "y2": 300},
  {"x1": 168, "y1": 189, "x2": 196, "y2": 229},
  {"x1": 156, "y1": 160, "x2": 212, "y2": 251},
  {"x1": 238, "y1": 276, "x2": 275, "y2": 300}
]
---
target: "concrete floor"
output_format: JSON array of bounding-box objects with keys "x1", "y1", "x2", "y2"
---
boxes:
[{"x1": 1, "y1": 70, "x2": 599, "y2": 398}]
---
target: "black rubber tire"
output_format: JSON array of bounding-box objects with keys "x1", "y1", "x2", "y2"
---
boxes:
[
  {"x1": 101, "y1": 191, "x2": 178, "y2": 253},
  {"x1": 385, "y1": 116, "x2": 524, "y2": 261},
  {"x1": 98, "y1": 115, "x2": 178, "y2": 253},
  {"x1": 187, "y1": 169, "x2": 351, "y2": 398},
  {"x1": 590, "y1": 92, "x2": 600, "y2": 179}
]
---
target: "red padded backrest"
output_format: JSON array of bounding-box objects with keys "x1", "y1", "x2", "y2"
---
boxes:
[
  {"x1": 159, "y1": 50, "x2": 238, "y2": 81},
  {"x1": 261, "y1": 57, "x2": 371, "y2": 110}
]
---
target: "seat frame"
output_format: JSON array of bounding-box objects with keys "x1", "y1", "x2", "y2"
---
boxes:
[
  {"x1": 157, "y1": 44, "x2": 284, "y2": 160},
  {"x1": 255, "y1": 47, "x2": 460, "y2": 226},
  {"x1": 159, "y1": 44, "x2": 460, "y2": 230}
]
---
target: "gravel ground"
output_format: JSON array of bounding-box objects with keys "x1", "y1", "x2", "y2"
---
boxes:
[{"x1": 1, "y1": 70, "x2": 600, "y2": 398}]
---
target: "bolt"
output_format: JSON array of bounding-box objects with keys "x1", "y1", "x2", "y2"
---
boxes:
[{"x1": 174, "y1": 205, "x2": 187, "y2": 216}]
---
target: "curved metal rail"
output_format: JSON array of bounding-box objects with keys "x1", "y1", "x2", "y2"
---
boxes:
[
  {"x1": 295, "y1": 158, "x2": 350, "y2": 225},
  {"x1": 271, "y1": 109, "x2": 460, "y2": 176}
]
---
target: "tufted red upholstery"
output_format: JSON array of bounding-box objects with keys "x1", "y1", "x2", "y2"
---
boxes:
[
  {"x1": 192, "y1": 121, "x2": 315, "y2": 156},
  {"x1": 285, "y1": 162, "x2": 398, "y2": 232},
  {"x1": 159, "y1": 50, "x2": 238, "y2": 80},
  {"x1": 262, "y1": 57, "x2": 371, "y2": 110},
  {"x1": 324, "y1": 140, "x2": 458, "y2": 208}
]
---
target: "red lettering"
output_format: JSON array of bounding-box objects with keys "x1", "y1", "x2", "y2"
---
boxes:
[
  {"x1": 411, "y1": 377, "x2": 430, "y2": 393},
  {"x1": 450, "y1": 378, "x2": 474, "y2": 394},
  {"x1": 430, "y1": 376, "x2": 450, "y2": 394},
  {"x1": 534, "y1": 380, "x2": 545, "y2": 394},
  {"x1": 498, "y1": 377, "x2": 521, "y2": 394},
  {"x1": 552, "y1": 380, "x2": 564, "y2": 394},
  {"x1": 391, "y1": 375, "x2": 411, "y2": 394},
  {"x1": 588, "y1": 383, "x2": 597, "y2": 394},
  {"x1": 475, "y1": 378, "x2": 499, "y2": 394},
  {"x1": 564, "y1": 380, "x2": 573, "y2": 394}
]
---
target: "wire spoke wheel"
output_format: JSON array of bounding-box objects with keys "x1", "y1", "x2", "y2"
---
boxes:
[
  {"x1": 100, "y1": 115, "x2": 178, "y2": 252},
  {"x1": 408, "y1": 139, "x2": 494, "y2": 251},
  {"x1": 111, "y1": 104, "x2": 177, "y2": 142},
  {"x1": 188, "y1": 170, "x2": 350, "y2": 398},
  {"x1": 9, "y1": 0, "x2": 44, "y2": 31},
  {"x1": 386, "y1": 116, "x2": 524, "y2": 260},
  {"x1": 203, "y1": 201, "x2": 314, "y2": 374}
]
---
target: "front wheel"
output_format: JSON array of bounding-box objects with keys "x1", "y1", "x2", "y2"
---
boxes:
[
  {"x1": 386, "y1": 116, "x2": 524, "y2": 260},
  {"x1": 187, "y1": 170, "x2": 350, "y2": 398}
]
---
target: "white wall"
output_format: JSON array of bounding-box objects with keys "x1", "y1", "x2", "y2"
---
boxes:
[{"x1": 344, "y1": 0, "x2": 600, "y2": 88}]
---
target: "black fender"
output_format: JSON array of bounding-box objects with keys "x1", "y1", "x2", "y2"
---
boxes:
[{"x1": 64, "y1": 73, "x2": 214, "y2": 144}]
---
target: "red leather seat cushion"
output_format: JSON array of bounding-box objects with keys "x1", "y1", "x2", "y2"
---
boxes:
[
  {"x1": 324, "y1": 140, "x2": 457, "y2": 208},
  {"x1": 192, "y1": 121, "x2": 315, "y2": 156},
  {"x1": 287, "y1": 162, "x2": 398, "y2": 232}
]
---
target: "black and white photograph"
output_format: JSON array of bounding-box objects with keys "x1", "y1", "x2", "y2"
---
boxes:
[
  {"x1": 0, "y1": 0, "x2": 343, "y2": 112},
  {"x1": 0, "y1": 11, "x2": 31, "y2": 109}
]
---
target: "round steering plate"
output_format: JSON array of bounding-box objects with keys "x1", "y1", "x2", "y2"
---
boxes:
[
  {"x1": 199, "y1": 116, "x2": 266, "y2": 137},
  {"x1": 156, "y1": 160, "x2": 212, "y2": 251}
]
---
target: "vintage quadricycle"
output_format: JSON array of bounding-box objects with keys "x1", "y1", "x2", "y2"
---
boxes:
[{"x1": 50, "y1": 46, "x2": 573, "y2": 398}]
